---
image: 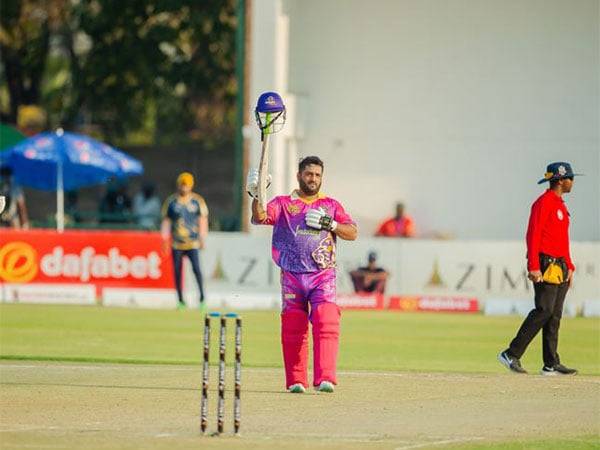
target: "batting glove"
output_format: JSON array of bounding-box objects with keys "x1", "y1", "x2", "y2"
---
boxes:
[
  {"x1": 246, "y1": 168, "x2": 271, "y2": 199},
  {"x1": 305, "y1": 207, "x2": 337, "y2": 231}
]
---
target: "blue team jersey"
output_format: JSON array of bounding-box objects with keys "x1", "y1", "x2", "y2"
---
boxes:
[{"x1": 161, "y1": 193, "x2": 209, "y2": 250}]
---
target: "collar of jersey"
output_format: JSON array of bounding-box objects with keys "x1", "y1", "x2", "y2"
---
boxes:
[{"x1": 291, "y1": 189, "x2": 326, "y2": 205}]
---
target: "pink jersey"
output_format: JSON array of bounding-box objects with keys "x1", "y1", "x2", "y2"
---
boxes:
[{"x1": 254, "y1": 191, "x2": 355, "y2": 272}]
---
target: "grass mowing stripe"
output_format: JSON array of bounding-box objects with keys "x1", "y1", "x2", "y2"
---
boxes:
[{"x1": 1, "y1": 304, "x2": 599, "y2": 375}]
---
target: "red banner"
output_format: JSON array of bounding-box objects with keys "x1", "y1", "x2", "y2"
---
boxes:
[
  {"x1": 0, "y1": 229, "x2": 173, "y2": 292},
  {"x1": 388, "y1": 295, "x2": 479, "y2": 312},
  {"x1": 337, "y1": 293, "x2": 385, "y2": 310}
]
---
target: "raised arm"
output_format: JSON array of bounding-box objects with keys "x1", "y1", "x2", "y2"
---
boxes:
[{"x1": 251, "y1": 198, "x2": 267, "y2": 224}]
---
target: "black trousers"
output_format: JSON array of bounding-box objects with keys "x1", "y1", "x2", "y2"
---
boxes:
[
  {"x1": 172, "y1": 248, "x2": 205, "y2": 304},
  {"x1": 508, "y1": 256, "x2": 569, "y2": 367}
]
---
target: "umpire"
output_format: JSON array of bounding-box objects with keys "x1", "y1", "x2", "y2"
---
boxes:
[{"x1": 498, "y1": 162, "x2": 581, "y2": 375}]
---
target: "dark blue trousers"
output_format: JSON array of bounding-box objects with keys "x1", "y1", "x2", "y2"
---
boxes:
[{"x1": 172, "y1": 248, "x2": 205, "y2": 304}]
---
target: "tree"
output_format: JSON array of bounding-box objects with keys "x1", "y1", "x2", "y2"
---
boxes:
[
  {"x1": 0, "y1": 0, "x2": 65, "y2": 123},
  {"x1": 0, "y1": 0, "x2": 238, "y2": 144}
]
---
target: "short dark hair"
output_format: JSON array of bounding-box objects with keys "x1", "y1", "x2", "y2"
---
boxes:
[{"x1": 298, "y1": 156, "x2": 324, "y2": 173}]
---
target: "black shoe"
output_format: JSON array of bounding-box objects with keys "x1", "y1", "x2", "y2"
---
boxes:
[
  {"x1": 498, "y1": 350, "x2": 527, "y2": 374},
  {"x1": 540, "y1": 366, "x2": 558, "y2": 376},
  {"x1": 553, "y1": 363, "x2": 578, "y2": 375}
]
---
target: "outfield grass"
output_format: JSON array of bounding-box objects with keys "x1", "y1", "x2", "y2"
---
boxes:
[
  {"x1": 1, "y1": 304, "x2": 598, "y2": 375},
  {"x1": 1, "y1": 304, "x2": 599, "y2": 449}
]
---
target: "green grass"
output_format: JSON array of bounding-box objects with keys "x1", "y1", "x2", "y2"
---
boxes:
[
  {"x1": 1, "y1": 304, "x2": 599, "y2": 375},
  {"x1": 453, "y1": 436, "x2": 600, "y2": 449}
]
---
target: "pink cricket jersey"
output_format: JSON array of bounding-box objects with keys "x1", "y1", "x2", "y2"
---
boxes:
[{"x1": 253, "y1": 190, "x2": 355, "y2": 272}]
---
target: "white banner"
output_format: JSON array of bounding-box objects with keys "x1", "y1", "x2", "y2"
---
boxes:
[
  {"x1": 1, "y1": 283, "x2": 96, "y2": 305},
  {"x1": 186, "y1": 234, "x2": 599, "y2": 307}
]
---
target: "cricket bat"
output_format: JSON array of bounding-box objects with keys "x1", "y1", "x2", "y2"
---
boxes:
[{"x1": 257, "y1": 113, "x2": 272, "y2": 210}]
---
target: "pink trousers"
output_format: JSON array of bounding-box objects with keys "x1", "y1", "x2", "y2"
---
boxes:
[{"x1": 280, "y1": 269, "x2": 341, "y2": 388}]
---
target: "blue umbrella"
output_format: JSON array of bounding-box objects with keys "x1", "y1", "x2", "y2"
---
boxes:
[{"x1": 1, "y1": 129, "x2": 143, "y2": 231}]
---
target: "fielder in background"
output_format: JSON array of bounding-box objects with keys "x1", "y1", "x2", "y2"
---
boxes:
[
  {"x1": 498, "y1": 162, "x2": 581, "y2": 375},
  {"x1": 248, "y1": 156, "x2": 358, "y2": 393},
  {"x1": 161, "y1": 172, "x2": 209, "y2": 311}
]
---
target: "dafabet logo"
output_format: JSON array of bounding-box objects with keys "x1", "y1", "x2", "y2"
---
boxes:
[{"x1": 0, "y1": 241, "x2": 39, "y2": 283}]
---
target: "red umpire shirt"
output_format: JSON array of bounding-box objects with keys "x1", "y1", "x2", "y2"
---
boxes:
[{"x1": 526, "y1": 189, "x2": 575, "y2": 272}]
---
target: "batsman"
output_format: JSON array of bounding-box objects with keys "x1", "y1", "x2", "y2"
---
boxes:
[{"x1": 247, "y1": 97, "x2": 357, "y2": 393}]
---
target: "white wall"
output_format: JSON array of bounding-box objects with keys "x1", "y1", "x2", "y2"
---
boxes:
[
  {"x1": 250, "y1": 0, "x2": 599, "y2": 240},
  {"x1": 181, "y1": 233, "x2": 600, "y2": 306}
]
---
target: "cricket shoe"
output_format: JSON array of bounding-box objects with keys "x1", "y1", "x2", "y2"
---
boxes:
[
  {"x1": 540, "y1": 364, "x2": 578, "y2": 376},
  {"x1": 288, "y1": 383, "x2": 306, "y2": 394},
  {"x1": 498, "y1": 350, "x2": 527, "y2": 374},
  {"x1": 176, "y1": 302, "x2": 186, "y2": 311},
  {"x1": 316, "y1": 381, "x2": 335, "y2": 393}
]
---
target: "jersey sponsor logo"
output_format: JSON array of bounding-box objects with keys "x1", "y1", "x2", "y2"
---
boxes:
[
  {"x1": 293, "y1": 224, "x2": 320, "y2": 237},
  {"x1": 557, "y1": 209, "x2": 564, "y2": 220}
]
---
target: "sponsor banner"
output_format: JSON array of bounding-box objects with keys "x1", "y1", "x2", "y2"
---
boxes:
[
  {"x1": 1, "y1": 283, "x2": 95, "y2": 305},
  {"x1": 484, "y1": 297, "x2": 577, "y2": 318},
  {"x1": 102, "y1": 288, "x2": 177, "y2": 309},
  {"x1": 101, "y1": 288, "x2": 280, "y2": 311},
  {"x1": 0, "y1": 229, "x2": 173, "y2": 292},
  {"x1": 582, "y1": 300, "x2": 600, "y2": 317},
  {"x1": 483, "y1": 298, "x2": 523, "y2": 316},
  {"x1": 388, "y1": 295, "x2": 479, "y2": 312},
  {"x1": 334, "y1": 239, "x2": 600, "y2": 306},
  {"x1": 2, "y1": 230, "x2": 598, "y2": 310},
  {"x1": 337, "y1": 293, "x2": 385, "y2": 310},
  {"x1": 212, "y1": 291, "x2": 281, "y2": 310}
]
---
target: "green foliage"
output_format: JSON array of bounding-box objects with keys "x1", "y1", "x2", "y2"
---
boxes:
[
  {"x1": 0, "y1": 0, "x2": 238, "y2": 144},
  {"x1": 1, "y1": 305, "x2": 599, "y2": 376}
]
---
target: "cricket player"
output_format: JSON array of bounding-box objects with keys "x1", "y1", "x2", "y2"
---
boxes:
[
  {"x1": 247, "y1": 156, "x2": 357, "y2": 393},
  {"x1": 498, "y1": 162, "x2": 580, "y2": 375},
  {"x1": 161, "y1": 172, "x2": 209, "y2": 311}
]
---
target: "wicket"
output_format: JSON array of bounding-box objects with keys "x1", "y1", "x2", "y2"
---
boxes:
[{"x1": 201, "y1": 312, "x2": 242, "y2": 435}]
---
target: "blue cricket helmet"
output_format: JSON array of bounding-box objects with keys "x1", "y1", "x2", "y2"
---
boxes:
[{"x1": 255, "y1": 92, "x2": 285, "y2": 114}]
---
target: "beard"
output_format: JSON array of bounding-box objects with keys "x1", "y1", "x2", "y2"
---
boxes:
[{"x1": 299, "y1": 178, "x2": 321, "y2": 196}]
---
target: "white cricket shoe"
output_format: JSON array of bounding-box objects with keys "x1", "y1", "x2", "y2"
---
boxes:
[
  {"x1": 288, "y1": 383, "x2": 306, "y2": 394},
  {"x1": 316, "y1": 381, "x2": 335, "y2": 393}
]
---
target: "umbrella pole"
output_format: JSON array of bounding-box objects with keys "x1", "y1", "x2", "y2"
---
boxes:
[{"x1": 57, "y1": 161, "x2": 64, "y2": 233}]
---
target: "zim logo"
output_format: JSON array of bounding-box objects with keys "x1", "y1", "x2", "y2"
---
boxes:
[
  {"x1": 557, "y1": 209, "x2": 564, "y2": 220},
  {"x1": 0, "y1": 241, "x2": 39, "y2": 283}
]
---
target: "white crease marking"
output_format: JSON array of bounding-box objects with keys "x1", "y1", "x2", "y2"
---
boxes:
[{"x1": 395, "y1": 437, "x2": 485, "y2": 449}]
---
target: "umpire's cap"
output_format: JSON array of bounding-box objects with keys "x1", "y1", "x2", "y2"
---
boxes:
[{"x1": 537, "y1": 162, "x2": 583, "y2": 184}]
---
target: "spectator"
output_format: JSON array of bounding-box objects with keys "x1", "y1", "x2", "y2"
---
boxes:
[
  {"x1": 0, "y1": 165, "x2": 30, "y2": 229},
  {"x1": 350, "y1": 251, "x2": 389, "y2": 294},
  {"x1": 133, "y1": 182, "x2": 161, "y2": 230},
  {"x1": 99, "y1": 179, "x2": 132, "y2": 224},
  {"x1": 375, "y1": 202, "x2": 415, "y2": 237},
  {"x1": 161, "y1": 172, "x2": 209, "y2": 310},
  {"x1": 65, "y1": 190, "x2": 82, "y2": 225}
]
